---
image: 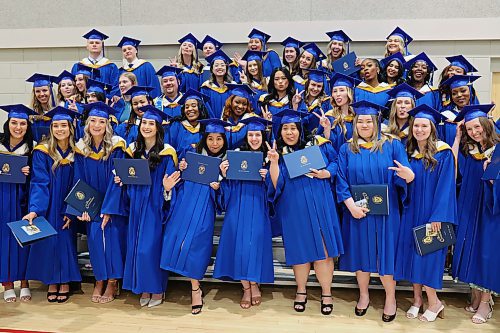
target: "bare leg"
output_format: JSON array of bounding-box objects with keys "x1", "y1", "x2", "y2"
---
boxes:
[
  {"x1": 412, "y1": 283, "x2": 423, "y2": 308},
  {"x1": 292, "y1": 263, "x2": 310, "y2": 310},
  {"x1": 92, "y1": 280, "x2": 104, "y2": 303},
  {"x1": 191, "y1": 279, "x2": 203, "y2": 314},
  {"x1": 380, "y1": 275, "x2": 397, "y2": 315},
  {"x1": 314, "y1": 257, "x2": 334, "y2": 313},
  {"x1": 473, "y1": 291, "x2": 493, "y2": 323},
  {"x1": 355, "y1": 271, "x2": 370, "y2": 309},
  {"x1": 240, "y1": 280, "x2": 251, "y2": 309}
]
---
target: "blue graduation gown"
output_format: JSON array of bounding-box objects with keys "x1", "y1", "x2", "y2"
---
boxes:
[
  {"x1": 267, "y1": 138, "x2": 344, "y2": 265},
  {"x1": 354, "y1": 82, "x2": 391, "y2": 106},
  {"x1": 164, "y1": 120, "x2": 201, "y2": 159},
  {"x1": 31, "y1": 116, "x2": 51, "y2": 143},
  {"x1": 72, "y1": 137, "x2": 128, "y2": 281},
  {"x1": 452, "y1": 145, "x2": 493, "y2": 283},
  {"x1": 394, "y1": 143, "x2": 457, "y2": 289},
  {"x1": 0, "y1": 143, "x2": 30, "y2": 283},
  {"x1": 297, "y1": 97, "x2": 331, "y2": 133},
  {"x1": 153, "y1": 93, "x2": 183, "y2": 118},
  {"x1": 318, "y1": 112, "x2": 355, "y2": 153},
  {"x1": 160, "y1": 149, "x2": 219, "y2": 280},
  {"x1": 258, "y1": 94, "x2": 292, "y2": 139},
  {"x1": 103, "y1": 143, "x2": 177, "y2": 294},
  {"x1": 381, "y1": 121, "x2": 410, "y2": 146},
  {"x1": 115, "y1": 120, "x2": 140, "y2": 146},
  {"x1": 26, "y1": 144, "x2": 81, "y2": 285},
  {"x1": 119, "y1": 61, "x2": 161, "y2": 98},
  {"x1": 71, "y1": 58, "x2": 119, "y2": 88},
  {"x1": 262, "y1": 50, "x2": 282, "y2": 77},
  {"x1": 225, "y1": 113, "x2": 259, "y2": 150},
  {"x1": 179, "y1": 66, "x2": 201, "y2": 93},
  {"x1": 415, "y1": 85, "x2": 440, "y2": 110},
  {"x1": 249, "y1": 80, "x2": 267, "y2": 112},
  {"x1": 336, "y1": 139, "x2": 410, "y2": 275},
  {"x1": 213, "y1": 171, "x2": 274, "y2": 283},
  {"x1": 200, "y1": 81, "x2": 231, "y2": 119}
]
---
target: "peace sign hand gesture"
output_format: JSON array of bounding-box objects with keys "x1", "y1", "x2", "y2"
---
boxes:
[
  {"x1": 261, "y1": 105, "x2": 272, "y2": 121},
  {"x1": 313, "y1": 108, "x2": 331, "y2": 130},
  {"x1": 292, "y1": 90, "x2": 304, "y2": 109},
  {"x1": 265, "y1": 141, "x2": 279, "y2": 164},
  {"x1": 388, "y1": 160, "x2": 415, "y2": 183}
]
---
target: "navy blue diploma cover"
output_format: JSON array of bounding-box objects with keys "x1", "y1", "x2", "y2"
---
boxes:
[
  {"x1": 333, "y1": 52, "x2": 361, "y2": 76},
  {"x1": 7, "y1": 217, "x2": 57, "y2": 248},
  {"x1": 351, "y1": 184, "x2": 389, "y2": 215},
  {"x1": 113, "y1": 158, "x2": 152, "y2": 185},
  {"x1": 413, "y1": 222, "x2": 456, "y2": 256},
  {"x1": 64, "y1": 179, "x2": 104, "y2": 220},
  {"x1": 283, "y1": 145, "x2": 326, "y2": 179},
  {"x1": 0, "y1": 154, "x2": 28, "y2": 184},
  {"x1": 182, "y1": 151, "x2": 221, "y2": 185},
  {"x1": 482, "y1": 144, "x2": 500, "y2": 180},
  {"x1": 226, "y1": 150, "x2": 263, "y2": 181}
]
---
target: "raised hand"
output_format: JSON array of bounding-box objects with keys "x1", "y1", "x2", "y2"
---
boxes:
[
  {"x1": 313, "y1": 108, "x2": 331, "y2": 130},
  {"x1": 261, "y1": 105, "x2": 272, "y2": 121},
  {"x1": 265, "y1": 140, "x2": 279, "y2": 164},
  {"x1": 388, "y1": 160, "x2": 414, "y2": 183},
  {"x1": 238, "y1": 70, "x2": 247, "y2": 83},
  {"x1": 292, "y1": 90, "x2": 304, "y2": 109},
  {"x1": 169, "y1": 57, "x2": 178, "y2": 68},
  {"x1": 163, "y1": 171, "x2": 181, "y2": 192},
  {"x1": 220, "y1": 160, "x2": 230, "y2": 177}
]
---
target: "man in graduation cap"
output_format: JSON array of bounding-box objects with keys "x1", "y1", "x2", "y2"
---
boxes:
[{"x1": 154, "y1": 66, "x2": 184, "y2": 118}]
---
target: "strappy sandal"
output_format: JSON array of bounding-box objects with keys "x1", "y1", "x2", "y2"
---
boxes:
[
  {"x1": 320, "y1": 295, "x2": 334, "y2": 315},
  {"x1": 250, "y1": 283, "x2": 261, "y2": 306},
  {"x1": 99, "y1": 280, "x2": 119, "y2": 304},
  {"x1": 293, "y1": 292, "x2": 308, "y2": 312},
  {"x1": 191, "y1": 287, "x2": 204, "y2": 315},
  {"x1": 240, "y1": 286, "x2": 251, "y2": 309},
  {"x1": 471, "y1": 301, "x2": 493, "y2": 324}
]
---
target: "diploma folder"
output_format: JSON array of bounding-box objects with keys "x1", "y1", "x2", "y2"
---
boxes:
[
  {"x1": 413, "y1": 222, "x2": 456, "y2": 256},
  {"x1": 226, "y1": 150, "x2": 263, "y2": 181},
  {"x1": 283, "y1": 145, "x2": 326, "y2": 179},
  {"x1": 113, "y1": 158, "x2": 151, "y2": 185},
  {"x1": 333, "y1": 52, "x2": 361, "y2": 76},
  {"x1": 7, "y1": 217, "x2": 57, "y2": 248},
  {"x1": 64, "y1": 179, "x2": 104, "y2": 220},
  {"x1": 351, "y1": 184, "x2": 389, "y2": 215},
  {"x1": 0, "y1": 154, "x2": 28, "y2": 184},
  {"x1": 182, "y1": 151, "x2": 221, "y2": 185},
  {"x1": 482, "y1": 144, "x2": 500, "y2": 180}
]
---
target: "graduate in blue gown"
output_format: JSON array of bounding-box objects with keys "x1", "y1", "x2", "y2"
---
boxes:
[
  {"x1": 0, "y1": 105, "x2": 35, "y2": 303},
  {"x1": 104, "y1": 107, "x2": 178, "y2": 308},
  {"x1": 54, "y1": 70, "x2": 84, "y2": 113},
  {"x1": 405, "y1": 53, "x2": 441, "y2": 110},
  {"x1": 161, "y1": 119, "x2": 228, "y2": 315},
  {"x1": 394, "y1": 105, "x2": 457, "y2": 322},
  {"x1": 381, "y1": 83, "x2": 424, "y2": 145},
  {"x1": 318, "y1": 73, "x2": 359, "y2": 152},
  {"x1": 26, "y1": 73, "x2": 56, "y2": 142},
  {"x1": 439, "y1": 55, "x2": 479, "y2": 109},
  {"x1": 71, "y1": 29, "x2": 119, "y2": 89},
  {"x1": 200, "y1": 50, "x2": 234, "y2": 118},
  {"x1": 198, "y1": 35, "x2": 224, "y2": 83},
  {"x1": 115, "y1": 86, "x2": 155, "y2": 145},
  {"x1": 153, "y1": 66, "x2": 183, "y2": 118},
  {"x1": 438, "y1": 75, "x2": 481, "y2": 146},
  {"x1": 71, "y1": 102, "x2": 127, "y2": 304},
  {"x1": 450, "y1": 105, "x2": 500, "y2": 322},
  {"x1": 293, "y1": 43, "x2": 326, "y2": 93},
  {"x1": 239, "y1": 51, "x2": 268, "y2": 112},
  {"x1": 23, "y1": 107, "x2": 82, "y2": 303},
  {"x1": 117, "y1": 36, "x2": 161, "y2": 98},
  {"x1": 164, "y1": 89, "x2": 210, "y2": 158},
  {"x1": 380, "y1": 52, "x2": 406, "y2": 87},
  {"x1": 267, "y1": 109, "x2": 343, "y2": 315},
  {"x1": 318, "y1": 30, "x2": 351, "y2": 74},
  {"x1": 246, "y1": 28, "x2": 281, "y2": 77},
  {"x1": 175, "y1": 33, "x2": 203, "y2": 93},
  {"x1": 335, "y1": 101, "x2": 414, "y2": 322},
  {"x1": 215, "y1": 117, "x2": 273, "y2": 309},
  {"x1": 355, "y1": 59, "x2": 391, "y2": 107},
  {"x1": 384, "y1": 27, "x2": 412, "y2": 59},
  {"x1": 281, "y1": 37, "x2": 304, "y2": 77},
  {"x1": 109, "y1": 72, "x2": 137, "y2": 123}
]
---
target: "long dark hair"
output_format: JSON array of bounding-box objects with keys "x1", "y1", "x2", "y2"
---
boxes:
[
  {"x1": 381, "y1": 59, "x2": 405, "y2": 85},
  {"x1": 170, "y1": 99, "x2": 209, "y2": 123},
  {"x1": 196, "y1": 132, "x2": 228, "y2": 157},
  {"x1": 282, "y1": 47, "x2": 300, "y2": 76},
  {"x1": 262, "y1": 67, "x2": 295, "y2": 105},
  {"x1": 276, "y1": 122, "x2": 312, "y2": 154},
  {"x1": 126, "y1": 95, "x2": 154, "y2": 134},
  {"x1": 209, "y1": 61, "x2": 232, "y2": 84},
  {"x1": 133, "y1": 121, "x2": 165, "y2": 169},
  {"x1": 239, "y1": 129, "x2": 269, "y2": 159},
  {"x1": 1, "y1": 119, "x2": 34, "y2": 153}
]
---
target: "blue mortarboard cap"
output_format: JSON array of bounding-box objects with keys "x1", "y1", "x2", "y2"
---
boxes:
[
  {"x1": 225, "y1": 83, "x2": 254, "y2": 100},
  {"x1": 386, "y1": 27, "x2": 413, "y2": 45},
  {"x1": 82, "y1": 29, "x2": 108, "y2": 41},
  {"x1": 281, "y1": 36, "x2": 305, "y2": 49},
  {"x1": 0, "y1": 104, "x2": 36, "y2": 120},
  {"x1": 178, "y1": 89, "x2": 210, "y2": 105},
  {"x1": 326, "y1": 30, "x2": 352, "y2": 43},
  {"x1": 205, "y1": 50, "x2": 232, "y2": 64},
  {"x1": 241, "y1": 50, "x2": 266, "y2": 63},
  {"x1": 274, "y1": 109, "x2": 309, "y2": 125},
  {"x1": 86, "y1": 79, "x2": 112, "y2": 94},
  {"x1": 352, "y1": 100, "x2": 387, "y2": 116},
  {"x1": 83, "y1": 101, "x2": 116, "y2": 119},
  {"x1": 302, "y1": 43, "x2": 326, "y2": 61},
  {"x1": 446, "y1": 55, "x2": 477, "y2": 73},
  {"x1": 117, "y1": 36, "x2": 141, "y2": 49},
  {"x1": 408, "y1": 104, "x2": 445, "y2": 124},
  {"x1": 139, "y1": 105, "x2": 171, "y2": 124},
  {"x1": 441, "y1": 74, "x2": 481, "y2": 90},
  {"x1": 454, "y1": 104, "x2": 495, "y2": 123},
  {"x1": 329, "y1": 72, "x2": 361, "y2": 90},
  {"x1": 45, "y1": 106, "x2": 80, "y2": 122},
  {"x1": 380, "y1": 52, "x2": 406, "y2": 69},
  {"x1": 239, "y1": 116, "x2": 272, "y2": 131},
  {"x1": 26, "y1": 73, "x2": 55, "y2": 87},
  {"x1": 198, "y1": 35, "x2": 223, "y2": 50},
  {"x1": 156, "y1": 65, "x2": 182, "y2": 78},
  {"x1": 307, "y1": 69, "x2": 328, "y2": 83},
  {"x1": 405, "y1": 52, "x2": 437, "y2": 72},
  {"x1": 199, "y1": 118, "x2": 232, "y2": 134},
  {"x1": 74, "y1": 63, "x2": 101, "y2": 79},
  {"x1": 123, "y1": 86, "x2": 154, "y2": 98},
  {"x1": 178, "y1": 33, "x2": 200, "y2": 49},
  {"x1": 248, "y1": 28, "x2": 271, "y2": 44},
  {"x1": 387, "y1": 82, "x2": 424, "y2": 100},
  {"x1": 54, "y1": 70, "x2": 75, "y2": 84}
]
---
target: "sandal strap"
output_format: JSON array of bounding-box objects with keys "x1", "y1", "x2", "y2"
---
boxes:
[{"x1": 296, "y1": 292, "x2": 307, "y2": 295}]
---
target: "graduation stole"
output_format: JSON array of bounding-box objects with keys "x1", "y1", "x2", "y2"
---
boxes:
[
  {"x1": 74, "y1": 136, "x2": 126, "y2": 161},
  {"x1": 227, "y1": 113, "x2": 258, "y2": 132},
  {"x1": 182, "y1": 65, "x2": 198, "y2": 74},
  {"x1": 418, "y1": 85, "x2": 438, "y2": 94},
  {"x1": 34, "y1": 143, "x2": 74, "y2": 164},
  {"x1": 469, "y1": 144, "x2": 495, "y2": 161},
  {"x1": 293, "y1": 74, "x2": 307, "y2": 86},
  {"x1": 181, "y1": 120, "x2": 200, "y2": 134},
  {"x1": 356, "y1": 82, "x2": 392, "y2": 94},
  {"x1": 263, "y1": 95, "x2": 290, "y2": 108},
  {"x1": 411, "y1": 141, "x2": 451, "y2": 159},
  {"x1": 251, "y1": 80, "x2": 265, "y2": 91},
  {"x1": 80, "y1": 58, "x2": 112, "y2": 69},
  {"x1": 125, "y1": 142, "x2": 178, "y2": 165},
  {"x1": 0, "y1": 143, "x2": 30, "y2": 155},
  {"x1": 123, "y1": 59, "x2": 146, "y2": 72},
  {"x1": 347, "y1": 138, "x2": 375, "y2": 150},
  {"x1": 161, "y1": 93, "x2": 182, "y2": 108},
  {"x1": 201, "y1": 81, "x2": 228, "y2": 93}
]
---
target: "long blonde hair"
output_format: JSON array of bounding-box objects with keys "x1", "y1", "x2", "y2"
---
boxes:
[
  {"x1": 384, "y1": 36, "x2": 406, "y2": 58},
  {"x1": 387, "y1": 98, "x2": 415, "y2": 136},
  {"x1": 349, "y1": 114, "x2": 391, "y2": 153},
  {"x1": 176, "y1": 45, "x2": 202, "y2": 73},
  {"x1": 81, "y1": 117, "x2": 114, "y2": 161},
  {"x1": 324, "y1": 40, "x2": 347, "y2": 71},
  {"x1": 44, "y1": 120, "x2": 76, "y2": 171},
  {"x1": 406, "y1": 118, "x2": 439, "y2": 170}
]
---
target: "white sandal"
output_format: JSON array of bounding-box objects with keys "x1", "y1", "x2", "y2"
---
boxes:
[
  {"x1": 419, "y1": 303, "x2": 445, "y2": 322},
  {"x1": 3, "y1": 289, "x2": 17, "y2": 303},
  {"x1": 20, "y1": 288, "x2": 31, "y2": 302},
  {"x1": 471, "y1": 301, "x2": 493, "y2": 324},
  {"x1": 406, "y1": 305, "x2": 422, "y2": 319}
]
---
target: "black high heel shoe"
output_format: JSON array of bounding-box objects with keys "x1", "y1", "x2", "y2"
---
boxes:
[
  {"x1": 354, "y1": 302, "x2": 370, "y2": 316},
  {"x1": 293, "y1": 292, "x2": 308, "y2": 312},
  {"x1": 191, "y1": 287, "x2": 204, "y2": 315},
  {"x1": 382, "y1": 311, "x2": 397, "y2": 322},
  {"x1": 320, "y1": 295, "x2": 334, "y2": 315}
]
